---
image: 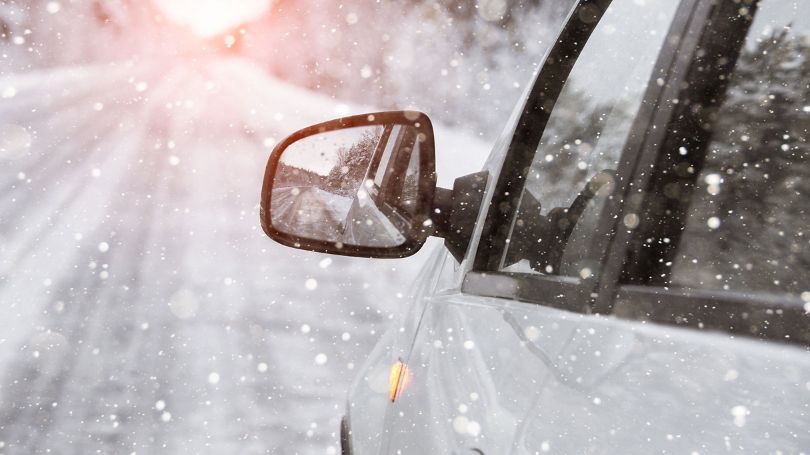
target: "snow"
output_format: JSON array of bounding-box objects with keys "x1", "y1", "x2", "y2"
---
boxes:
[{"x1": 0, "y1": 57, "x2": 489, "y2": 453}]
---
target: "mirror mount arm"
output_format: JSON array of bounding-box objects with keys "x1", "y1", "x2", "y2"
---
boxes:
[
  {"x1": 431, "y1": 171, "x2": 489, "y2": 262},
  {"x1": 431, "y1": 187, "x2": 454, "y2": 239}
]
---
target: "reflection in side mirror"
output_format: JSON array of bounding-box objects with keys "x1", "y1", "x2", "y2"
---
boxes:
[{"x1": 260, "y1": 111, "x2": 437, "y2": 258}]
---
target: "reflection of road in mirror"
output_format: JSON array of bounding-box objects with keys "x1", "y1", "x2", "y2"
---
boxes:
[
  {"x1": 271, "y1": 184, "x2": 406, "y2": 248},
  {"x1": 271, "y1": 186, "x2": 350, "y2": 241}
]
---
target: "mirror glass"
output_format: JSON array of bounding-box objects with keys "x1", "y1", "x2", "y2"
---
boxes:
[{"x1": 271, "y1": 124, "x2": 423, "y2": 248}]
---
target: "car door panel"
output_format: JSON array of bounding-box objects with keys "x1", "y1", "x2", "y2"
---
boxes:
[{"x1": 384, "y1": 293, "x2": 810, "y2": 454}]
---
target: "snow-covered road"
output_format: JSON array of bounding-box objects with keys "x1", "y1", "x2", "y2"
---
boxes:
[{"x1": 0, "y1": 58, "x2": 488, "y2": 454}]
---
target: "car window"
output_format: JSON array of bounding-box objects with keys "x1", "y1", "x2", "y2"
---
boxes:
[
  {"x1": 668, "y1": 0, "x2": 810, "y2": 299},
  {"x1": 498, "y1": 0, "x2": 680, "y2": 279}
]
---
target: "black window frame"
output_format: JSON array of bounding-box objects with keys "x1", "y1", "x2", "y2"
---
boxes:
[{"x1": 463, "y1": 0, "x2": 701, "y2": 314}]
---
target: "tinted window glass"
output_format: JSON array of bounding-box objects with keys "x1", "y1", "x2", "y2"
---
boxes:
[
  {"x1": 670, "y1": 0, "x2": 810, "y2": 299},
  {"x1": 499, "y1": 0, "x2": 679, "y2": 278}
]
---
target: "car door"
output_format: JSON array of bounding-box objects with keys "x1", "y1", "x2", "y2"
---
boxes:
[{"x1": 378, "y1": 0, "x2": 689, "y2": 453}]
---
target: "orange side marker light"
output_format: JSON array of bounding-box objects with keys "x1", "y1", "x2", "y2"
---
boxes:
[{"x1": 388, "y1": 360, "x2": 410, "y2": 402}]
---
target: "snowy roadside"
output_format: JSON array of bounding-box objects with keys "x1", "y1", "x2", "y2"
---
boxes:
[{"x1": 0, "y1": 57, "x2": 490, "y2": 454}]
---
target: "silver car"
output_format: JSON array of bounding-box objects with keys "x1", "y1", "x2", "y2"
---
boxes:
[{"x1": 261, "y1": 0, "x2": 810, "y2": 453}]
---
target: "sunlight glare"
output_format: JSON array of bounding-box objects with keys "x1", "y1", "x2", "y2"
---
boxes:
[{"x1": 153, "y1": 0, "x2": 272, "y2": 38}]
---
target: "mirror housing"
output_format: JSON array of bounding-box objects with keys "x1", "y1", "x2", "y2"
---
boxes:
[
  {"x1": 431, "y1": 170, "x2": 489, "y2": 263},
  {"x1": 260, "y1": 111, "x2": 437, "y2": 258}
]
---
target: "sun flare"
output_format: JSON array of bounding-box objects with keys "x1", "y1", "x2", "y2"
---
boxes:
[{"x1": 153, "y1": 0, "x2": 272, "y2": 38}]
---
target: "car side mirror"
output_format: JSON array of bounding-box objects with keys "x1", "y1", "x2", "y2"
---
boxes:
[{"x1": 260, "y1": 111, "x2": 437, "y2": 258}]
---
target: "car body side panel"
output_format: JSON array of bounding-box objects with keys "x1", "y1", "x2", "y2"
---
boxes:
[
  {"x1": 344, "y1": 242, "x2": 449, "y2": 454},
  {"x1": 383, "y1": 293, "x2": 810, "y2": 454}
]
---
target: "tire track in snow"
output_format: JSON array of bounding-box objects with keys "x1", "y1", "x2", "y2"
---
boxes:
[{"x1": 0, "y1": 68, "x2": 197, "y2": 453}]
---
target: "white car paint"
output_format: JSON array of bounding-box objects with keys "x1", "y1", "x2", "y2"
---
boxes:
[{"x1": 343, "y1": 1, "x2": 810, "y2": 453}]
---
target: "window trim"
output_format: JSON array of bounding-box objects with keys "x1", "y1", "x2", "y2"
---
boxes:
[
  {"x1": 463, "y1": 271, "x2": 592, "y2": 314},
  {"x1": 614, "y1": 285, "x2": 810, "y2": 345}
]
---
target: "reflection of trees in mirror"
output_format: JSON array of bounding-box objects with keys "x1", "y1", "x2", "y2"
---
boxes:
[
  {"x1": 672, "y1": 28, "x2": 810, "y2": 295},
  {"x1": 401, "y1": 173, "x2": 419, "y2": 215},
  {"x1": 325, "y1": 128, "x2": 383, "y2": 196},
  {"x1": 275, "y1": 162, "x2": 326, "y2": 188}
]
